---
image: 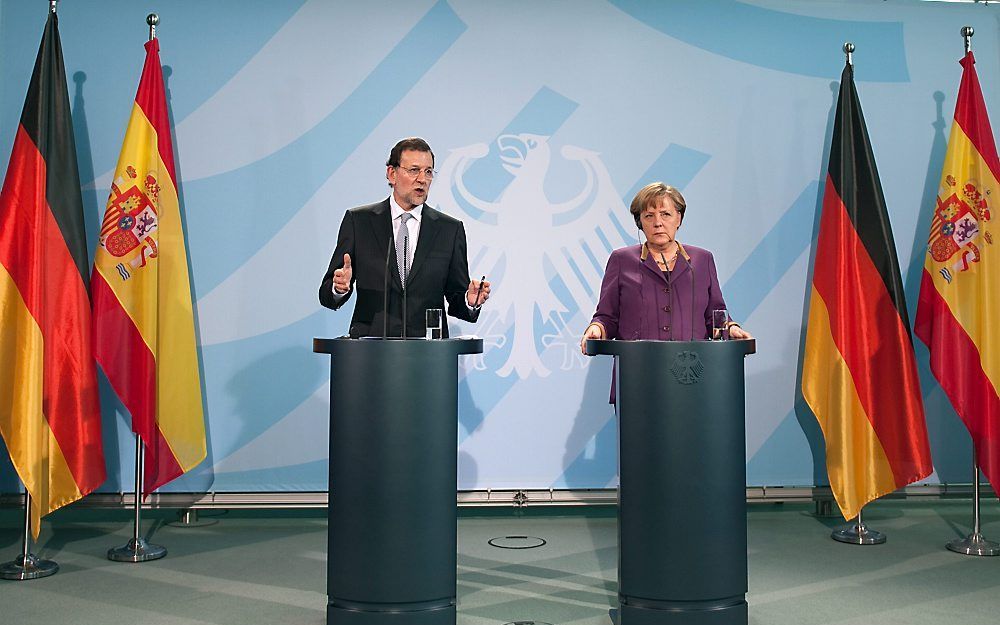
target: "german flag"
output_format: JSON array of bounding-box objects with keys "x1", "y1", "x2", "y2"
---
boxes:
[
  {"x1": 802, "y1": 62, "x2": 932, "y2": 520},
  {"x1": 0, "y1": 11, "x2": 105, "y2": 537},
  {"x1": 915, "y1": 51, "x2": 1000, "y2": 493},
  {"x1": 91, "y1": 37, "x2": 205, "y2": 494}
]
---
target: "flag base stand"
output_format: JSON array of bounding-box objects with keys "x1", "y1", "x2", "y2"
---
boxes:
[
  {"x1": 2, "y1": 494, "x2": 59, "y2": 580},
  {"x1": 945, "y1": 455, "x2": 999, "y2": 556},
  {"x1": 108, "y1": 437, "x2": 167, "y2": 563},
  {"x1": 831, "y1": 510, "x2": 885, "y2": 545},
  {"x1": 0, "y1": 553, "x2": 59, "y2": 580},
  {"x1": 947, "y1": 532, "x2": 1000, "y2": 557},
  {"x1": 107, "y1": 537, "x2": 167, "y2": 563},
  {"x1": 831, "y1": 523, "x2": 886, "y2": 545}
]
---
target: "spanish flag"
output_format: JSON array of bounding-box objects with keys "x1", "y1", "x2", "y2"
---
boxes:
[
  {"x1": 91, "y1": 38, "x2": 205, "y2": 494},
  {"x1": 803, "y1": 62, "x2": 932, "y2": 520},
  {"x1": 915, "y1": 52, "x2": 1000, "y2": 493},
  {"x1": 0, "y1": 12, "x2": 105, "y2": 537}
]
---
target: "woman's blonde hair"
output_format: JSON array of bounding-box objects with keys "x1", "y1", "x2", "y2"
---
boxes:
[{"x1": 629, "y1": 182, "x2": 686, "y2": 227}]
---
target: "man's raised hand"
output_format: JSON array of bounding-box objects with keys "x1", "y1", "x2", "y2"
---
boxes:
[{"x1": 333, "y1": 254, "x2": 352, "y2": 294}]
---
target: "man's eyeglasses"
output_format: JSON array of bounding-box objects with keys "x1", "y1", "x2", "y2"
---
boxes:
[{"x1": 397, "y1": 166, "x2": 436, "y2": 179}]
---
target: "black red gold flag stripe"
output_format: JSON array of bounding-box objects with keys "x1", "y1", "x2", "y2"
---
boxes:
[
  {"x1": 802, "y1": 62, "x2": 932, "y2": 520},
  {"x1": 0, "y1": 11, "x2": 105, "y2": 537}
]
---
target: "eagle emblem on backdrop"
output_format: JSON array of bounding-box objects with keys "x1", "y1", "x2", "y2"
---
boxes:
[
  {"x1": 929, "y1": 175, "x2": 993, "y2": 283},
  {"x1": 436, "y1": 134, "x2": 631, "y2": 379},
  {"x1": 100, "y1": 166, "x2": 160, "y2": 281}
]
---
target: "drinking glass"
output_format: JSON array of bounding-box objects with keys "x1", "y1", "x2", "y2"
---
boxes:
[
  {"x1": 425, "y1": 309, "x2": 443, "y2": 340},
  {"x1": 712, "y1": 309, "x2": 729, "y2": 341}
]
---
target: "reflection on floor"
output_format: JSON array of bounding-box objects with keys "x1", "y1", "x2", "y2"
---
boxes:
[{"x1": 0, "y1": 500, "x2": 997, "y2": 625}]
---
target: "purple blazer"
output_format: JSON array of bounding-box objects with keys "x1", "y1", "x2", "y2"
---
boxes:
[{"x1": 590, "y1": 242, "x2": 728, "y2": 342}]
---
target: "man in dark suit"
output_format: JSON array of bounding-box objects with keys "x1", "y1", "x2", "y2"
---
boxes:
[{"x1": 319, "y1": 137, "x2": 491, "y2": 338}]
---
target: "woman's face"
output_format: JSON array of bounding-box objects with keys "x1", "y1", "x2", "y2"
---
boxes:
[{"x1": 639, "y1": 195, "x2": 682, "y2": 250}]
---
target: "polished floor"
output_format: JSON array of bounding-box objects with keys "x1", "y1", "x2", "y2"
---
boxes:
[{"x1": 0, "y1": 500, "x2": 998, "y2": 625}]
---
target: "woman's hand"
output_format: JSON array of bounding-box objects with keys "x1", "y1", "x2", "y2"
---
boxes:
[
  {"x1": 580, "y1": 323, "x2": 604, "y2": 355},
  {"x1": 729, "y1": 324, "x2": 752, "y2": 340}
]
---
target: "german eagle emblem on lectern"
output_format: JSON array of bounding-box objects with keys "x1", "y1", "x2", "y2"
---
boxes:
[{"x1": 670, "y1": 351, "x2": 704, "y2": 385}]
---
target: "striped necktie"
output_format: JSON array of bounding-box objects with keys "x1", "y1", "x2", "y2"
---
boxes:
[{"x1": 395, "y1": 212, "x2": 414, "y2": 283}]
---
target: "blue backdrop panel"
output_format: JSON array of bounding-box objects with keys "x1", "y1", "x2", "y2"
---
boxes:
[{"x1": 0, "y1": 0, "x2": 997, "y2": 492}]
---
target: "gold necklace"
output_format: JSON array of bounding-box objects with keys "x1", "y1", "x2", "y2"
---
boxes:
[{"x1": 653, "y1": 245, "x2": 679, "y2": 266}]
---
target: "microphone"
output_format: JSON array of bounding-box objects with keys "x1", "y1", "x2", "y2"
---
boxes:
[
  {"x1": 382, "y1": 234, "x2": 392, "y2": 339},
  {"x1": 681, "y1": 250, "x2": 695, "y2": 341},
  {"x1": 659, "y1": 252, "x2": 674, "y2": 341},
  {"x1": 402, "y1": 232, "x2": 409, "y2": 339}
]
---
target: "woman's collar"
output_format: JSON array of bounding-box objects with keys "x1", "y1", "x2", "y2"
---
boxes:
[{"x1": 640, "y1": 241, "x2": 689, "y2": 261}]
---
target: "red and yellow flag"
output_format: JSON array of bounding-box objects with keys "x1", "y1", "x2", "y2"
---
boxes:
[
  {"x1": 803, "y1": 62, "x2": 932, "y2": 520},
  {"x1": 915, "y1": 51, "x2": 1000, "y2": 493},
  {"x1": 91, "y1": 38, "x2": 205, "y2": 494},
  {"x1": 0, "y1": 12, "x2": 105, "y2": 536}
]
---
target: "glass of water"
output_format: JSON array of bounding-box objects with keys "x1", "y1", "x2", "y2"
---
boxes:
[
  {"x1": 425, "y1": 308, "x2": 443, "y2": 340},
  {"x1": 712, "y1": 309, "x2": 729, "y2": 341}
]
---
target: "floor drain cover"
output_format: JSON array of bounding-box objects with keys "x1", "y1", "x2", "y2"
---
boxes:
[
  {"x1": 503, "y1": 622, "x2": 553, "y2": 625},
  {"x1": 488, "y1": 535, "x2": 547, "y2": 549}
]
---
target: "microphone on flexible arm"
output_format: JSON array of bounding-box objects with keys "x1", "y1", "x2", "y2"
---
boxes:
[
  {"x1": 681, "y1": 248, "x2": 695, "y2": 341},
  {"x1": 659, "y1": 252, "x2": 674, "y2": 341},
  {"x1": 402, "y1": 232, "x2": 409, "y2": 340},
  {"x1": 382, "y1": 234, "x2": 392, "y2": 339}
]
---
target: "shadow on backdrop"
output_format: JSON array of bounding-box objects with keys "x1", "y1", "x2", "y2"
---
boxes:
[
  {"x1": 791, "y1": 79, "x2": 840, "y2": 491},
  {"x1": 906, "y1": 90, "x2": 972, "y2": 484}
]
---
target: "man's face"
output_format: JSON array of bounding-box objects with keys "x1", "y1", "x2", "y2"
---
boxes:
[{"x1": 387, "y1": 149, "x2": 434, "y2": 210}]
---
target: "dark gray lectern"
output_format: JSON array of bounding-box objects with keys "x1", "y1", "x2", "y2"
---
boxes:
[
  {"x1": 313, "y1": 337, "x2": 483, "y2": 625},
  {"x1": 586, "y1": 339, "x2": 756, "y2": 625}
]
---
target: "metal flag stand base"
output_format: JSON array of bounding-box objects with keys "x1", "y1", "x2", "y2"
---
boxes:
[
  {"x1": 831, "y1": 507, "x2": 886, "y2": 545},
  {"x1": 108, "y1": 537, "x2": 167, "y2": 563},
  {"x1": 947, "y1": 533, "x2": 1000, "y2": 557},
  {"x1": 0, "y1": 553, "x2": 59, "y2": 580},
  {"x1": 946, "y1": 452, "x2": 1000, "y2": 557},
  {"x1": 0, "y1": 494, "x2": 58, "y2": 580},
  {"x1": 108, "y1": 435, "x2": 167, "y2": 563}
]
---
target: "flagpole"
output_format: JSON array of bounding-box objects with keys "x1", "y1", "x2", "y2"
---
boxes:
[
  {"x1": 936, "y1": 24, "x2": 1000, "y2": 559},
  {"x1": 825, "y1": 43, "x2": 886, "y2": 547},
  {"x1": 108, "y1": 436, "x2": 167, "y2": 561},
  {"x1": 2, "y1": 0, "x2": 63, "y2": 583},
  {"x1": 946, "y1": 454, "x2": 999, "y2": 556},
  {"x1": 0, "y1": 493, "x2": 59, "y2": 580},
  {"x1": 106, "y1": 12, "x2": 168, "y2": 565}
]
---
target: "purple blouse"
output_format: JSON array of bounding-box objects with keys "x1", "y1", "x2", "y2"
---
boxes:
[{"x1": 590, "y1": 242, "x2": 728, "y2": 342}]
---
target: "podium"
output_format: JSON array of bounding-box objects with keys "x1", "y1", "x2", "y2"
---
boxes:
[
  {"x1": 313, "y1": 337, "x2": 483, "y2": 625},
  {"x1": 586, "y1": 338, "x2": 756, "y2": 625}
]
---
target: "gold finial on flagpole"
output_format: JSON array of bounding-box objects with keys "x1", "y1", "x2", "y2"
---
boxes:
[
  {"x1": 147, "y1": 13, "x2": 159, "y2": 41},
  {"x1": 843, "y1": 42, "x2": 854, "y2": 67},
  {"x1": 962, "y1": 26, "x2": 974, "y2": 55}
]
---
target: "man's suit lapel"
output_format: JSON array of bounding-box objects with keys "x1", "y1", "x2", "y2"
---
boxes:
[
  {"x1": 369, "y1": 199, "x2": 401, "y2": 289},
  {"x1": 407, "y1": 205, "x2": 441, "y2": 285}
]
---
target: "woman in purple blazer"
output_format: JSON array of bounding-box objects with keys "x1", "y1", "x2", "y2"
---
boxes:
[{"x1": 580, "y1": 182, "x2": 751, "y2": 352}]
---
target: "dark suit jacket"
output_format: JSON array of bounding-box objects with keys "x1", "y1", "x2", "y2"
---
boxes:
[{"x1": 319, "y1": 199, "x2": 480, "y2": 338}]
